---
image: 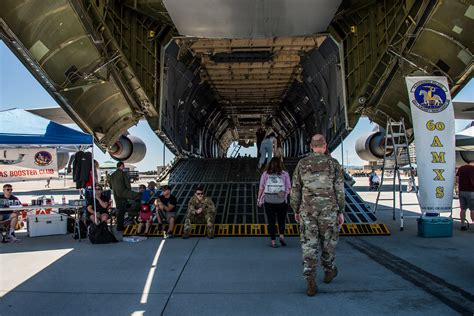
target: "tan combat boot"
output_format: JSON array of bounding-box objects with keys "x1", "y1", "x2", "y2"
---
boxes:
[
  {"x1": 306, "y1": 278, "x2": 317, "y2": 296},
  {"x1": 323, "y1": 267, "x2": 338, "y2": 284}
]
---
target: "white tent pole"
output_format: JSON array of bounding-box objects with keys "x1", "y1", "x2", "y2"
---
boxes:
[{"x1": 92, "y1": 145, "x2": 97, "y2": 224}]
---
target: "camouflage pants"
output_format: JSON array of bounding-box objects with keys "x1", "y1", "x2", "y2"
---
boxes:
[
  {"x1": 300, "y1": 211, "x2": 339, "y2": 280},
  {"x1": 183, "y1": 209, "x2": 216, "y2": 234}
]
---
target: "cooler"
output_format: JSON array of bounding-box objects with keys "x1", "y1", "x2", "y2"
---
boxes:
[
  {"x1": 27, "y1": 213, "x2": 67, "y2": 237},
  {"x1": 417, "y1": 216, "x2": 453, "y2": 238}
]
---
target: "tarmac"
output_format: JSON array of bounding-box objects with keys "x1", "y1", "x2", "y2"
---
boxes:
[{"x1": 1, "y1": 177, "x2": 473, "y2": 316}]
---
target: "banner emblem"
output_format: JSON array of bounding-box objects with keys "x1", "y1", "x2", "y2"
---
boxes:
[
  {"x1": 405, "y1": 76, "x2": 454, "y2": 213},
  {"x1": 411, "y1": 80, "x2": 449, "y2": 113},
  {"x1": 34, "y1": 151, "x2": 53, "y2": 166}
]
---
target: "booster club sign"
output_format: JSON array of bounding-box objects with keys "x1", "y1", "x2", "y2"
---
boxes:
[
  {"x1": 405, "y1": 76, "x2": 455, "y2": 213},
  {"x1": 0, "y1": 148, "x2": 58, "y2": 181}
]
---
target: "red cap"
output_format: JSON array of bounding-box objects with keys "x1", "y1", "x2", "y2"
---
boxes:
[{"x1": 140, "y1": 204, "x2": 150, "y2": 212}]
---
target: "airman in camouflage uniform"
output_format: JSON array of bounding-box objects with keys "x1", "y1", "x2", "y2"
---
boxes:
[
  {"x1": 290, "y1": 134, "x2": 345, "y2": 296},
  {"x1": 183, "y1": 186, "x2": 216, "y2": 239}
]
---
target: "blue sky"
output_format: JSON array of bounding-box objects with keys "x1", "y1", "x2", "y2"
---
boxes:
[{"x1": 1, "y1": 41, "x2": 472, "y2": 170}]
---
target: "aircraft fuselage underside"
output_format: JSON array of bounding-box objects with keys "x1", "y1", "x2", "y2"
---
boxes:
[{"x1": 0, "y1": 1, "x2": 471, "y2": 159}]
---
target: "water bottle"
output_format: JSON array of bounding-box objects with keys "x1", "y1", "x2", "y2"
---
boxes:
[{"x1": 62, "y1": 195, "x2": 66, "y2": 205}]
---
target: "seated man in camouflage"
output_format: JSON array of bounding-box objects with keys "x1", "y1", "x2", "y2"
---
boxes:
[{"x1": 183, "y1": 186, "x2": 216, "y2": 239}]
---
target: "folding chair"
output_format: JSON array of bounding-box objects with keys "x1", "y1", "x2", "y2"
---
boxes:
[{"x1": 0, "y1": 218, "x2": 11, "y2": 243}]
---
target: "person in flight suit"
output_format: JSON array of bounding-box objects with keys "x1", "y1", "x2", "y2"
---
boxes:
[{"x1": 109, "y1": 161, "x2": 139, "y2": 231}]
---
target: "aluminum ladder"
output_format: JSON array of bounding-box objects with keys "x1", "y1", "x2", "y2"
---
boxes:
[{"x1": 374, "y1": 118, "x2": 419, "y2": 231}]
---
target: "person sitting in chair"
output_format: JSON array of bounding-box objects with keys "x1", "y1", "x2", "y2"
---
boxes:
[
  {"x1": 86, "y1": 185, "x2": 110, "y2": 225},
  {"x1": 0, "y1": 184, "x2": 21, "y2": 242}
]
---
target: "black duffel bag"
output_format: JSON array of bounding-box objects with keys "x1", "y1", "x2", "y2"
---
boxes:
[{"x1": 88, "y1": 222, "x2": 118, "y2": 244}]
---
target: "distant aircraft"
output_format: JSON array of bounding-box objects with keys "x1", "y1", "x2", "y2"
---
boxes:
[{"x1": 1, "y1": 1, "x2": 472, "y2": 160}]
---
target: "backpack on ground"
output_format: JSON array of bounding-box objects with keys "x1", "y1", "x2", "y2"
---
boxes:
[
  {"x1": 264, "y1": 174, "x2": 285, "y2": 194},
  {"x1": 88, "y1": 222, "x2": 118, "y2": 244}
]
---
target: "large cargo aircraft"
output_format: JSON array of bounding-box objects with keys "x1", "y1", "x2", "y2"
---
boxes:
[{"x1": 1, "y1": 1, "x2": 472, "y2": 161}]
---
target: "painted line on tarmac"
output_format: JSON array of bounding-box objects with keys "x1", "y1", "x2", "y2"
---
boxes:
[
  {"x1": 348, "y1": 239, "x2": 474, "y2": 315},
  {"x1": 160, "y1": 237, "x2": 201, "y2": 316},
  {"x1": 140, "y1": 239, "x2": 166, "y2": 304}
]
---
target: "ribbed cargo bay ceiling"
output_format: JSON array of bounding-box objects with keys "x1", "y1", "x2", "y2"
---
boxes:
[{"x1": 188, "y1": 36, "x2": 326, "y2": 104}]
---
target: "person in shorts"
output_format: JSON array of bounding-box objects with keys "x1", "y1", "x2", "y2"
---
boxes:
[
  {"x1": 154, "y1": 185, "x2": 177, "y2": 238},
  {"x1": 0, "y1": 184, "x2": 21, "y2": 242},
  {"x1": 457, "y1": 162, "x2": 474, "y2": 230}
]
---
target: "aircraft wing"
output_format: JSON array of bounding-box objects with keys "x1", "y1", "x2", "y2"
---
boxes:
[
  {"x1": 453, "y1": 101, "x2": 474, "y2": 120},
  {"x1": 456, "y1": 123, "x2": 474, "y2": 151},
  {"x1": 26, "y1": 107, "x2": 145, "y2": 126},
  {"x1": 26, "y1": 107, "x2": 75, "y2": 125}
]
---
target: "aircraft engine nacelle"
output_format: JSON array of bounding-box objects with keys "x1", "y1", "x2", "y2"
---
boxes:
[
  {"x1": 456, "y1": 151, "x2": 474, "y2": 167},
  {"x1": 108, "y1": 135, "x2": 147, "y2": 164},
  {"x1": 355, "y1": 131, "x2": 390, "y2": 162}
]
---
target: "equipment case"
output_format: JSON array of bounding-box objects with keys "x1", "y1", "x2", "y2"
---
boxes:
[
  {"x1": 27, "y1": 213, "x2": 68, "y2": 237},
  {"x1": 417, "y1": 216, "x2": 453, "y2": 238}
]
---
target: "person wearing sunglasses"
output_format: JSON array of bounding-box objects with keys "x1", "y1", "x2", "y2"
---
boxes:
[
  {"x1": 0, "y1": 184, "x2": 21, "y2": 242},
  {"x1": 86, "y1": 185, "x2": 110, "y2": 224},
  {"x1": 182, "y1": 187, "x2": 216, "y2": 239}
]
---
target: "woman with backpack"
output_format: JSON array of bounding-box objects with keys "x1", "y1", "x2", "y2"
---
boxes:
[{"x1": 257, "y1": 157, "x2": 292, "y2": 248}]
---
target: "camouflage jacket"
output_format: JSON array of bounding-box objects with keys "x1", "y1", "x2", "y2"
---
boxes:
[
  {"x1": 290, "y1": 152, "x2": 345, "y2": 214},
  {"x1": 188, "y1": 196, "x2": 216, "y2": 214}
]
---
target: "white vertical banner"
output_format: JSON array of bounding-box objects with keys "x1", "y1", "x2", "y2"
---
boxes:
[{"x1": 405, "y1": 76, "x2": 455, "y2": 213}]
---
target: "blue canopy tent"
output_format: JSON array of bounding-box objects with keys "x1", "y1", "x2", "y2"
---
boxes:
[
  {"x1": 0, "y1": 108, "x2": 99, "y2": 219},
  {"x1": 0, "y1": 108, "x2": 92, "y2": 145}
]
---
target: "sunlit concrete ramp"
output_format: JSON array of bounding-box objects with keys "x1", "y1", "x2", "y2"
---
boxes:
[
  {"x1": 125, "y1": 158, "x2": 388, "y2": 237},
  {"x1": 1, "y1": 226, "x2": 473, "y2": 315}
]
